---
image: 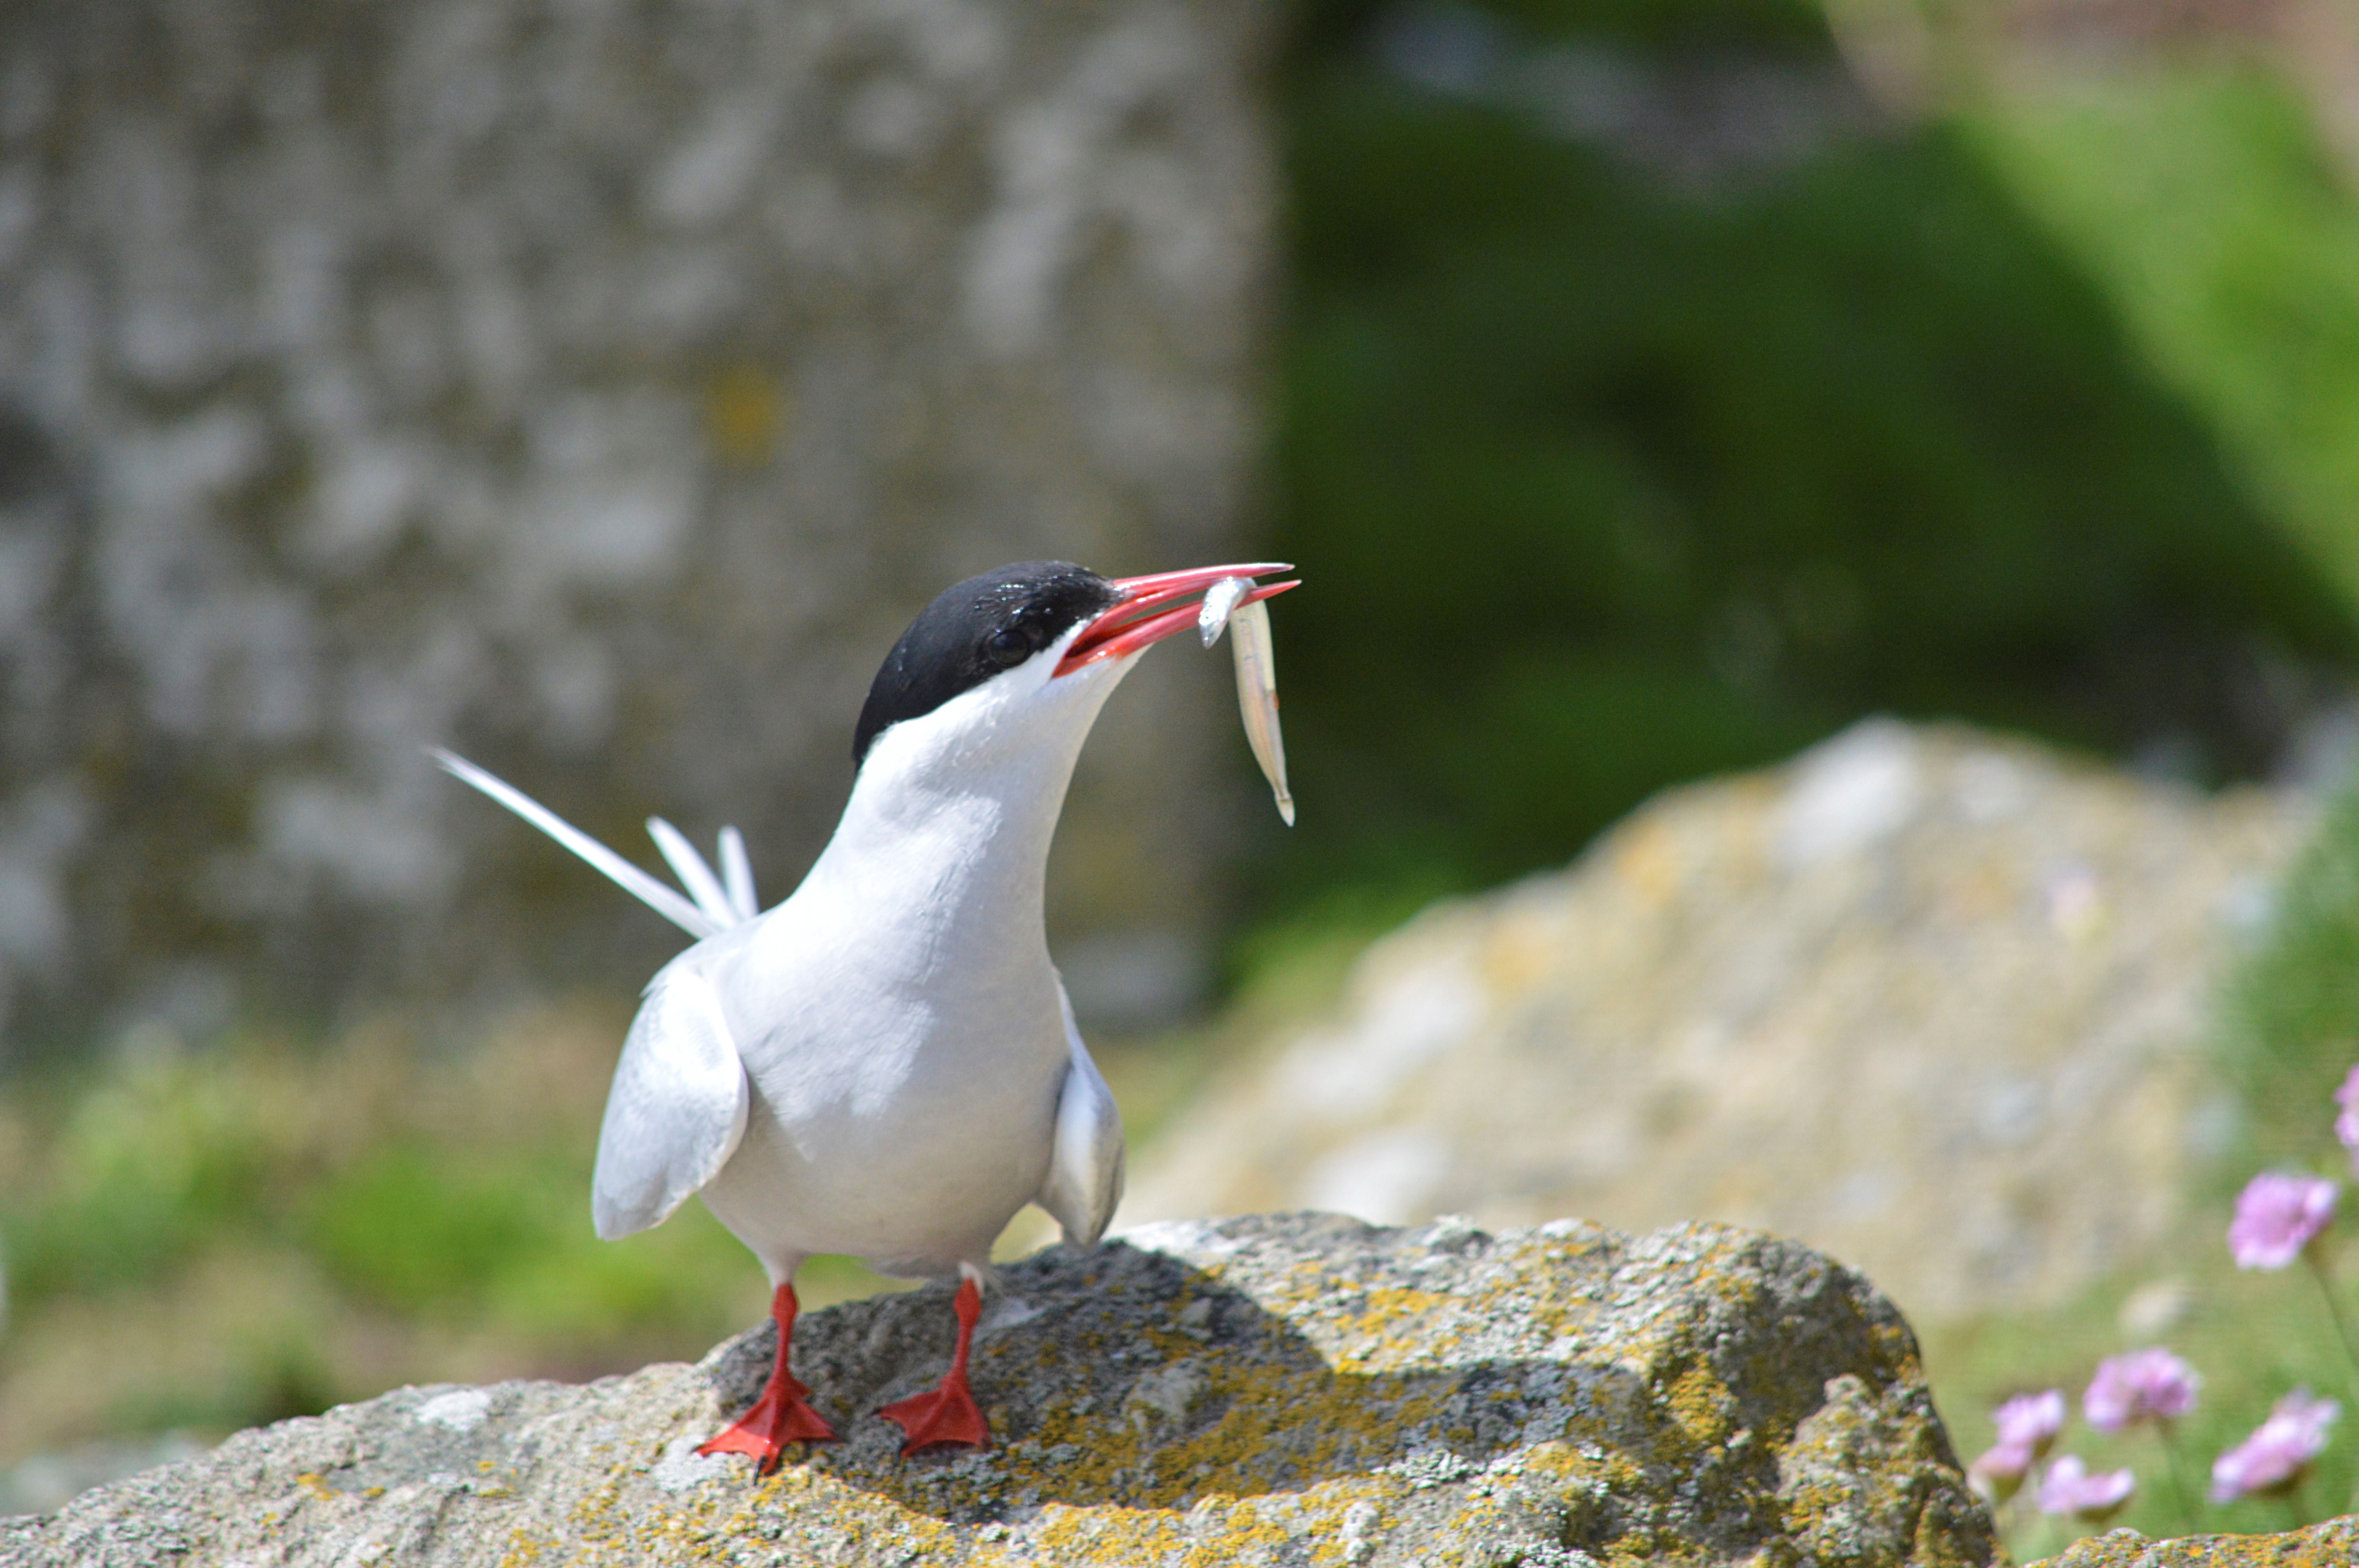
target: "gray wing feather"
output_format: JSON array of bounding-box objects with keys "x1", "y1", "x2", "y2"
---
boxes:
[
  {"x1": 592, "y1": 964, "x2": 749, "y2": 1240},
  {"x1": 1038, "y1": 983, "x2": 1126, "y2": 1246}
]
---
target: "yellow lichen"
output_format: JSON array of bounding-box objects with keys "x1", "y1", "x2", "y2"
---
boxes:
[
  {"x1": 1668, "y1": 1362, "x2": 1736, "y2": 1446},
  {"x1": 58, "y1": 1221, "x2": 1990, "y2": 1567},
  {"x1": 494, "y1": 1528, "x2": 547, "y2": 1567}
]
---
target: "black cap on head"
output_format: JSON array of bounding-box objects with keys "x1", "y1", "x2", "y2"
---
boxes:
[{"x1": 853, "y1": 561, "x2": 1122, "y2": 765}]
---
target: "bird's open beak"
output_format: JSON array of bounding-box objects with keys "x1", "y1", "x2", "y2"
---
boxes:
[{"x1": 1055, "y1": 563, "x2": 1300, "y2": 677}]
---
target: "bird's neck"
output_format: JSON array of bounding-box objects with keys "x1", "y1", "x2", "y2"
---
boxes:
[{"x1": 804, "y1": 699, "x2": 1112, "y2": 966}]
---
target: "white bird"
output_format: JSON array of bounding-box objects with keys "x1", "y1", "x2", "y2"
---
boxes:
[{"x1": 438, "y1": 559, "x2": 1296, "y2": 1466}]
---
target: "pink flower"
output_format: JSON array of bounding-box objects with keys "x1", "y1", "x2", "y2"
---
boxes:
[
  {"x1": 2210, "y1": 1389, "x2": 2339, "y2": 1503},
  {"x1": 2227, "y1": 1172, "x2": 2337, "y2": 1269},
  {"x1": 1968, "y1": 1441, "x2": 2033, "y2": 1503},
  {"x1": 2036, "y1": 1455, "x2": 2136, "y2": 1521},
  {"x1": 2084, "y1": 1348, "x2": 2201, "y2": 1432},
  {"x1": 2338, "y1": 1065, "x2": 2359, "y2": 1155},
  {"x1": 1965, "y1": 1391, "x2": 2065, "y2": 1504},
  {"x1": 1992, "y1": 1389, "x2": 2066, "y2": 1456}
]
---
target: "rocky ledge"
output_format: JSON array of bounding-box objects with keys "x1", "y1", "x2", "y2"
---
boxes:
[
  {"x1": 2046, "y1": 1519, "x2": 2359, "y2": 1567},
  {"x1": 3, "y1": 1214, "x2": 1996, "y2": 1567}
]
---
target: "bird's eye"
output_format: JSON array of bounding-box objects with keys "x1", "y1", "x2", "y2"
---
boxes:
[{"x1": 983, "y1": 627, "x2": 1033, "y2": 668}]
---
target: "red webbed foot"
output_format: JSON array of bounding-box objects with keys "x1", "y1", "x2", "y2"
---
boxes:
[
  {"x1": 700, "y1": 1374, "x2": 840, "y2": 1472},
  {"x1": 880, "y1": 1275, "x2": 992, "y2": 1455},
  {"x1": 701, "y1": 1282, "x2": 838, "y2": 1473},
  {"x1": 880, "y1": 1372, "x2": 989, "y2": 1453}
]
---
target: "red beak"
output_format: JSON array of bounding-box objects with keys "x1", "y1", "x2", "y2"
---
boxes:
[{"x1": 1055, "y1": 563, "x2": 1301, "y2": 677}]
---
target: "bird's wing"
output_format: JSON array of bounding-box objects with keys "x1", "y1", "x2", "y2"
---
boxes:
[
  {"x1": 1037, "y1": 982, "x2": 1126, "y2": 1246},
  {"x1": 591, "y1": 963, "x2": 750, "y2": 1239}
]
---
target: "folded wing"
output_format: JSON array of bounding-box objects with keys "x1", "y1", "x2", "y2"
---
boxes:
[
  {"x1": 592, "y1": 964, "x2": 750, "y2": 1239},
  {"x1": 1037, "y1": 983, "x2": 1126, "y2": 1246}
]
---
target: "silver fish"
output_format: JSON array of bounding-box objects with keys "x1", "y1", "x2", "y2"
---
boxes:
[
  {"x1": 1198, "y1": 575, "x2": 1252, "y2": 646},
  {"x1": 1229, "y1": 596, "x2": 1293, "y2": 826}
]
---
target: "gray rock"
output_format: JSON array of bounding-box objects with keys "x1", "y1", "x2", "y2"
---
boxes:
[
  {"x1": 0, "y1": 1433, "x2": 207, "y2": 1522},
  {"x1": 1126, "y1": 721, "x2": 2314, "y2": 1321},
  {"x1": 0, "y1": 0, "x2": 1274, "y2": 1049},
  {"x1": 2045, "y1": 1518, "x2": 2359, "y2": 1567},
  {"x1": 0, "y1": 1213, "x2": 1997, "y2": 1566}
]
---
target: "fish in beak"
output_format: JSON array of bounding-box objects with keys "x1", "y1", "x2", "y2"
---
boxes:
[
  {"x1": 1057, "y1": 562, "x2": 1299, "y2": 824},
  {"x1": 1054, "y1": 563, "x2": 1298, "y2": 674}
]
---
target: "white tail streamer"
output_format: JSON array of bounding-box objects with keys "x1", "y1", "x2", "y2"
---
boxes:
[
  {"x1": 433, "y1": 749, "x2": 759, "y2": 940},
  {"x1": 648, "y1": 817, "x2": 738, "y2": 929},
  {"x1": 718, "y1": 826, "x2": 758, "y2": 922}
]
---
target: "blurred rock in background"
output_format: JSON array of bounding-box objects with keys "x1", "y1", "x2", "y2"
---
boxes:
[
  {"x1": 1126, "y1": 720, "x2": 2312, "y2": 1323},
  {"x1": 0, "y1": 0, "x2": 1274, "y2": 1054}
]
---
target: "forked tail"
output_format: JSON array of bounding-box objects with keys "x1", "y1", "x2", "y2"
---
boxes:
[{"x1": 432, "y1": 749, "x2": 757, "y2": 940}]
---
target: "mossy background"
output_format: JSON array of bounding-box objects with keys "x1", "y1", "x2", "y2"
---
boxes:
[{"x1": 15, "y1": 0, "x2": 2359, "y2": 1558}]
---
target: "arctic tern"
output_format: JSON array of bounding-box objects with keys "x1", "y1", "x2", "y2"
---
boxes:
[{"x1": 438, "y1": 559, "x2": 1296, "y2": 1466}]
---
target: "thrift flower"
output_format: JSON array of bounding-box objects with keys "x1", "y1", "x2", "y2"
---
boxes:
[
  {"x1": 2338, "y1": 1064, "x2": 2359, "y2": 1156},
  {"x1": 2036, "y1": 1455, "x2": 2135, "y2": 1521},
  {"x1": 1968, "y1": 1443, "x2": 2032, "y2": 1504},
  {"x1": 1967, "y1": 1390, "x2": 2066, "y2": 1504},
  {"x1": 2084, "y1": 1347, "x2": 2201, "y2": 1432},
  {"x1": 1992, "y1": 1389, "x2": 2067, "y2": 1456},
  {"x1": 2227, "y1": 1173, "x2": 2337, "y2": 1269},
  {"x1": 2210, "y1": 1390, "x2": 2339, "y2": 1503}
]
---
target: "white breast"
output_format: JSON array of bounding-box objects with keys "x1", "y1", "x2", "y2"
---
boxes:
[
  {"x1": 686, "y1": 659, "x2": 1130, "y2": 1279},
  {"x1": 694, "y1": 892, "x2": 1072, "y2": 1278}
]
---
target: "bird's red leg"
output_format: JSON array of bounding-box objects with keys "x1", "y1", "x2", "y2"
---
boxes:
[
  {"x1": 699, "y1": 1282, "x2": 838, "y2": 1471},
  {"x1": 879, "y1": 1276, "x2": 990, "y2": 1454}
]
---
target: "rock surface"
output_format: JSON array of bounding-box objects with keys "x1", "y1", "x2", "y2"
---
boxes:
[
  {"x1": 1127, "y1": 721, "x2": 2313, "y2": 1322},
  {"x1": 0, "y1": 1433, "x2": 206, "y2": 1524},
  {"x1": 0, "y1": 1212, "x2": 1996, "y2": 1566},
  {"x1": 2045, "y1": 1519, "x2": 2359, "y2": 1567},
  {"x1": 0, "y1": 0, "x2": 1272, "y2": 1049}
]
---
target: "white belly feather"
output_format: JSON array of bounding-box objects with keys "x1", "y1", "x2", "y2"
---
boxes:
[
  {"x1": 622, "y1": 796, "x2": 1088, "y2": 1280},
  {"x1": 697, "y1": 942, "x2": 1072, "y2": 1278}
]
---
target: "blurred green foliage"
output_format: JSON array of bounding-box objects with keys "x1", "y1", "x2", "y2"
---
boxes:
[
  {"x1": 4, "y1": 1047, "x2": 276, "y2": 1304},
  {"x1": 0, "y1": 1018, "x2": 847, "y2": 1451},
  {"x1": 1969, "y1": 68, "x2": 2359, "y2": 610},
  {"x1": 1252, "y1": 1, "x2": 2359, "y2": 936},
  {"x1": 301, "y1": 1141, "x2": 821, "y2": 1345},
  {"x1": 2216, "y1": 777, "x2": 2359, "y2": 1176},
  {"x1": 1287, "y1": 0, "x2": 1833, "y2": 60}
]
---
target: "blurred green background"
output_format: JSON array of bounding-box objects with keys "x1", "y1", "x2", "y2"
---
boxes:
[
  {"x1": 13, "y1": 0, "x2": 2359, "y2": 1553},
  {"x1": 1248, "y1": 0, "x2": 2359, "y2": 951}
]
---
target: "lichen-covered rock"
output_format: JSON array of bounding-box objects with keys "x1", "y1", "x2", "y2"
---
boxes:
[
  {"x1": 1128, "y1": 720, "x2": 2312, "y2": 1322},
  {"x1": 2043, "y1": 1519, "x2": 2359, "y2": 1567},
  {"x1": 0, "y1": 1213, "x2": 1997, "y2": 1566},
  {"x1": 0, "y1": 0, "x2": 1272, "y2": 1050}
]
